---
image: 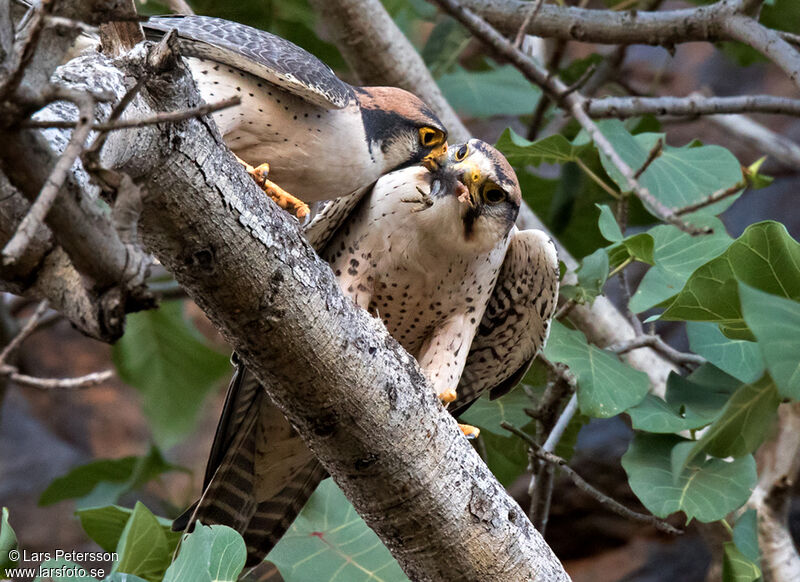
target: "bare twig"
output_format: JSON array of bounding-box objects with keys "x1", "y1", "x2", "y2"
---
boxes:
[
  {"x1": 2, "y1": 89, "x2": 95, "y2": 266},
  {"x1": 706, "y1": 112, "x2": 800, "y2": 170},
  {"x1": 430, "y1": 0, "x2": 710, "y2": 235},
  {"x1": 0, "y1": 299, "x2": 48, "y2": 365},
  {"x1": 0, "y1": 0, "x2": 49, "y2": 101},
  {"x1": 513, "y1": 0, "x2": 544, "y2": 47},
  {"x1": 25, "y1": 96, "x2": 241, "y2": 131},
  {"x1": 585, "y1": 94, "x2": 800, "y2": 119},
  {"x1": 503, "y1": 421, "x2": 684, "y2": 536},
  {"x1": 0, "y1": 364, "x2": 113, "y2": 389},
  {"x1": 541, "y1": 392, "x2": 578, "y2": 453},
  {"x1": 608, "y1": 334, "x2": 706, "y2": 367},
  {"x1": 634, "y1": 138, "x2": 663, "y2": 179},
  {"x1": 675, "y1": 181, "x2": 747, "y2": 216}
]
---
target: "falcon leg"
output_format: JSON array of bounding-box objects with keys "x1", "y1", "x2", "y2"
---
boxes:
[
  {"x1": 235, "y1": 156, "x2": 310, "y2": 220},
  {"x1": 401, "y1": 186, "x2": 434, "y2": 213}
]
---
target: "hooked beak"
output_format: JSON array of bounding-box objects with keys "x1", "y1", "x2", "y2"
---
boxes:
[
  {"x1": 422, "y1": 142, "x2": 449, "y2": 171},
  {"x1": 454, "y1": 161, "x2": 481, "y2": 208}
]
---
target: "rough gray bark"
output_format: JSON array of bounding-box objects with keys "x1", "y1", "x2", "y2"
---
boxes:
[{"x1": 43, "y1": 45, "x2": 570, "y2": 581}]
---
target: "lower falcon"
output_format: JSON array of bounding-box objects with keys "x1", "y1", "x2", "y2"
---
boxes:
[{"x1": 174, "y1": 140, "x2": 560, "y2": 565}]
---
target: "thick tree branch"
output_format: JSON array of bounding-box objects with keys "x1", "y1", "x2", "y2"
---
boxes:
[
  {"x1": 585, "y1": 94, "x2": 800, "y2": 119},
  {"x1": 52, "y1": 45, "x2": 570, "y2": 581}
]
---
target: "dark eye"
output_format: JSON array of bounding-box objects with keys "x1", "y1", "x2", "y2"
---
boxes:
[
  {"x1": 454, "y1": 145, "x2": 468, "y2": 161},
  {"x1": 483, "y1": 187, "x2": 506, "y2": 204},
  {"x1": 419, "y1": 127, "x2": 442, "y2": 147}
]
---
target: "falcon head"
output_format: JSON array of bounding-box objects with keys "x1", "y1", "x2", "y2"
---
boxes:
[
  {"x1": 355, "y1": 87, "x2": 449, "y2": 173},
  {"x1": 422, "y1": 139, "x2": 521, "y2": 248}
]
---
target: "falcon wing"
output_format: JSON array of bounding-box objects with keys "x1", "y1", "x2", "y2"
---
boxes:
[
  {"x1": 451, "y1": 228, "x2": 559, "y2": 416},
  {"x1": 173, "y1": 362, "x2": 326, "y2": 566},
  {"x1": 303, "y1": 185, "x2": 372, "y2": 252},
  {"x1": 143, "y1": 15, "x2": 353, "y2": 109}
]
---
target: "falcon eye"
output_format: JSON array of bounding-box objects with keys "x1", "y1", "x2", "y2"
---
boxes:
[
  {"x1": 482, "y1": 184, "x2": 506, "y2": 204},
  {"x1": 454, "y1": 145, "x2": 469, "y2": 161},
  {"x1": 419, "y1": 127, "x2": 443, "y2": 147}
]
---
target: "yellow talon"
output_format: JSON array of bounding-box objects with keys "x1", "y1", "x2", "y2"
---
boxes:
[
  {"x1": 438, "y1": 388, "x2": 457, "y2": 404},
  {"x1": 236, "y1": 156, "x2": 310, "y2": 220},
  {"x1": 459, "y1": 424, "x2": 480, "y2": 439}
]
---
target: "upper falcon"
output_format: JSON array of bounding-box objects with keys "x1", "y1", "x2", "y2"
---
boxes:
[{"x1": 144, "y1": 16, "x2": 448, "y2": 204}]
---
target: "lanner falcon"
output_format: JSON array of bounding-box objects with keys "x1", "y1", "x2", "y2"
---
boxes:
[
  {"x1": 143, "y1": 16, "x2": 448, "y2": 218},
  {"x1": 174, "y1": 140, "x2": 560, "y2": 566}
]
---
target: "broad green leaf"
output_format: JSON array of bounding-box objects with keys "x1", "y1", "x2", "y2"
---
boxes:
[
  {"x1": 268, "y1": 479, "x2": 410, "y2": 582},
  {"x1": 722, "y1": 542, "x2": 761, "y2": 582},
  {"x1": 561, "y1": 248, "x2": 608, "y2": 305},
  {"x1": 34, "y1": 559, "x2": 96, "y2": 581},
  {"x1": 76, "y1": 505, "x2": 180, "y2": 555},
  {"x1": 597, "y1": 204, "x2": 623, "y2": 242},
  {"x1": 553, "y1": 412, "x2": 590, "y2": 462},
  {"x1": 607, "y1": 233, "x2": 655, "y2": 269},
  {"x1": 661, "y1": 222, "x2": 800, "y2": 339},
  {"x1": 459, "y1": 387, "x2": 533, "y2": 436},
  {"x1": 733, "y1": 509, "x2": 761, "y2": 566},
  {"x1": 113, "y1": 502, "x2": 171, "y2": 582},
  {"x1": 0, "y1": 507, "x2": 17, "y2": 570},
  {"x1": 113, "y1": 301, "x2": 231, "y2": 447},
  {"x1": 103, "y1": 575, "x2": 149, "y2": 582},
  {"x1": 495, "y1": 128, "x2": 589, "y2": 167},
  {"x1": 627, "y1": 366, "x2": 740, "y2": 433},
  {"x1": 422, "y1": 18, "x2": 470, "y2": 77},
  {"x1": 684, "y1": 375, "x2": 780, "y2": 468},
  {"x1": 163, "y1": 524, "x2": 246, "y2": 582},
  {"x1": 40, "y1": 446, "x2": 182, "y2": 508},
  {"x1": 480, "y1": 429, "x2": 531, "y2": 487},
  {"x1": 622, "y1": 433, "x2": 756, "y2": 522},
  {"x1": 740, "y1": 284, "x2": 800, "y2": 399},
  {"x1": 687, "y1": 322, "x2": 765, "y2": 384},
  {"x1": 544, "y1": 321, "x2": 649, "y2": 418},
  {"x1": 437, "y1": 66, "x2": 541, "y2": 118},
  {"x1": 595, "y1": 120, "x2": 744, "y2": 218},
  {"x1": 630, "y1": 216, "x2": 732, "y2": 313}
]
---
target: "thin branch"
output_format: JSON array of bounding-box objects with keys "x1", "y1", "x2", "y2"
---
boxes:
[
  {"x1": 2, "y1": 89, "x2": 95, "y2": 266},
  {"x1": 0, "y1": 299, "x2": 48, "y2": 365},
  {"x1": 675, "y1": 181, "x2": 746, "y2": 216},
  {"x1": 585, "y1": 94, "x2": 800, "y2": 119},
  {"x1": 25, "y1": 96, "x2": 241, "y2": 131},
  {"x1": 503, "y1": 421, "x2": 684, "y2": 536},
  {"x1": 0, "y1": 0, "x2": 49, "y2": 101},
  {"x1": 431, "y1": 0, "x2": 710, "y2": 235},
  {"x1": 608, "y1": 334, "x2": 706, "y2": 367},
  {"x1": 513, "y1": 0, "x2": 544, "y2": 47},
  {"x1": 634, "y1": 138, "x2": 663, "y2": 179},
  {"x1": 541, "y1": 393, "x2": 578, "y2": 453},
  {"x1": 0, "y1": 364, "x2": 113, "y2": 389}
]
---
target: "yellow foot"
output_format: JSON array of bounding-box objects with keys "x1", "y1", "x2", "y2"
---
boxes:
[
  {"x1": 459, "y1": 424, "x2": 480, "y2": 439},
  {"x1": 236, "y1": 156, "x2": 310, "y2": 220},
  {"x1": 438, "y1": 388, "x2": 457, "y2": 404}
]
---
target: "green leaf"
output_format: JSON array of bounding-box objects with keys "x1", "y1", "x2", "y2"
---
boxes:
[
  {"x1": 459, "y1": 387, "x2": 534, "y2": 436},
  {"x1": 562, "y1": 248, "x2": 609, "y2": 305},
  {"x1": 607, "y1": 233, "x2": 655, "y2": 269},
  {"x1": 740, "y1": 283, "x2": 800, "y2": 399},
  {"x1": 661, "y1": 222, "x2": 800, "y2": 339},
  {"x1": 480, "y1": 429, "x2": 531, "y2": 487},
  {"x1": 733, "y1": 509, "x2": 761, "y2": 566},
  {"x1": 687, "y1": 322, "x2": 765, "y2": 384},
  {"x1": 622, "y1": 433, "x2": 756, "y2": 522},
  {"x1": 421, "y1": 18, "x2": 470, "y2": 77},
  {"x1": 113, "y1": 502, "x2": 172, "y2": 582},
  {"x1": 684, "y1": 375, "x2": 780, "y2": 468},
  {"x1": 544, "y1": 321, "x2": 649, "y2": 418},
  {"x1": 268, "y1": 479, "x2": 410, "y2": 582},
  {"x1": 40, "y1": 446, "x2": 182, "y2": 509},
  {"x1": 163, "y1": 524, "x2": 246, "y2": 582},
  {"x1": 597, "y1": 204, "x2": 623, "y2": 242},
  {"x1": 630, "y1": 216, "x2": 732, "y2": 313},
  {"x1": 495, "y1": 128, "x2": 589, "y2": 167},
  {"x1": 1, "y1": 507, "x2": 17, "y2": 570},
  {"x1": 112, "y1": 301, "x2": 231, "y2": 447},
  {"x1": 722, "y1": 542, "x2": 761, "y2": 582},
  {"x1": 76, "y1": 505, "x2": 180, "y2": 555},
  {"x1": 595, "y1": 120, "x2": 744, "y2": 218},
  {"x1": 437, "y1": 66, "x2": 541, "y2": 118},
  {"x1": 627, "y1": 366, "x2": 740, "y2": 433}
]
